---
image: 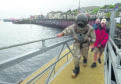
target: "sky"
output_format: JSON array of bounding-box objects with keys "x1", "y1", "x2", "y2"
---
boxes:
[{"x1": 0, "y1": 0, "x2": 120, "y2": 19}]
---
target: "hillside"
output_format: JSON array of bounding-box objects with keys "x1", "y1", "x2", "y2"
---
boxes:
[{"x1": 80, "y1": 6, "x2": 100, "y2": 10}]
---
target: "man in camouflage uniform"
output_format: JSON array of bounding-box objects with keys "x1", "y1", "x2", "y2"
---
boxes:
[{"x1": 57, "y1": 13, "x2": 96, "y2": 78}]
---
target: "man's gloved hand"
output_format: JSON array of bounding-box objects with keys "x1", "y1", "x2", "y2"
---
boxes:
[
  {"x1": 57, "y1": 33, "x2": 64, "y2": 38},
  {"x1": 97, "y1": 44, "x2": 102, "y2": 48},
  {"x1": 91, "y1": 46, "x2": 95, "y2": 52}
]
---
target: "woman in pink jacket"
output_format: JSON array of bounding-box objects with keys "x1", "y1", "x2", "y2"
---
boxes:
[{"x1": 91, "y1": 19, "x2": 110, "y2": 68}]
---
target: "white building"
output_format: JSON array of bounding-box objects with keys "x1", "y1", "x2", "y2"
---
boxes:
[
  {"x1": 97, "y1": 9, "x2": 114, "y2": 18},
  {"x1": 47, "y1": 11, "x2": 64, "y2": 19},
  {"x1": 47, "y1": 11, "x2": 76, "y2": 19}
]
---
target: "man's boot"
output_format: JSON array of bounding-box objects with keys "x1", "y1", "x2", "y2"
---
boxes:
[
  {"x1": 83, "y1": 58, "x2": 87, "y2": 67},
  {"x1": 72, "y1": 66, "x2": 80, "y2": 78},
  {"x1": 91, "y1": 62, "x2": 97, "y2": 68},
  {"x1": 98, "y1": 58, "x2": 101, "y2": 64}
]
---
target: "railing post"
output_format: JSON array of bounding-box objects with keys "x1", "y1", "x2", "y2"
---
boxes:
[
  {"x1": 65, "y1": 43, "x2": 74, "y2": 56},
  {"x1": 104, "y1": 44, "x2": 108, "y2": 84},
  {"x1": 110, "y1": 11, "x2": 116, "y2": 40},
  {"x1": 104, "y1": 44, "x2": 108, "y2": 65},
  {"x1": 42, "y1": 40, "x2": 45, "y2": 47},
  {"x1": 108, "y1": 56, "x2": 111, "y2": 84},
  {"x1": 116, "y1": 50, "x2": 121, "y2": 68},
  {"x1": 45, "y1": 44, "x2": 65, "y2": 84}
]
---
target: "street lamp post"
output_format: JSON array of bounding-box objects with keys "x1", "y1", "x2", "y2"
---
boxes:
[{"x1": 78, "y1": 0, "x2": 80, "y2": 14}]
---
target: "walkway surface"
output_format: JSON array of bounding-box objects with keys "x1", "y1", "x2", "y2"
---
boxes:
[
  {"x1": 21, "y1": 45, "x2": 105, "y2": 84},
  {"x1": 51, "y1": 49, "x2": 105, "y2": 84}
]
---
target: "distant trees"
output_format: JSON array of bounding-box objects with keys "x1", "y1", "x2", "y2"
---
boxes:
[
  {"x1": 101, "y1": 5, "x2": 115, "y2": 9},
  {"x1": 73, "y1": 9, "x2": 78, "y2": 15},
  {"x1": 100, "y1": 3, "x2": 121, "y2": 9},
  {"x1": 106, "y1": 13, "x2": 111, "y2": 18},
  {"x1": 66, "y1": 9, "x2": 72, "y2": 14},
  {"x1": 66, "y1": 9, "x2": 78, "y2": 15},
  {"x1": 91, "y1": 8, "x2": 99, "y2": 13},
  {"x1": 108, "y1": 5, "x2": 115, "y2": 8}
]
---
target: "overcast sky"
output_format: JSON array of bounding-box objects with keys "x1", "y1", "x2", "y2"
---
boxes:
[{"x1": 0, "y1": 0, "x2": 120, "y2": 19}]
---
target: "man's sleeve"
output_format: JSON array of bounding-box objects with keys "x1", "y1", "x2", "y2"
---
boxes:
[
  {"x1": 106, "y1": 27, "x2": 110, "y2": 34},
  {"x1": 62, "y1": 24, "x2": 74, "y2": 36}
]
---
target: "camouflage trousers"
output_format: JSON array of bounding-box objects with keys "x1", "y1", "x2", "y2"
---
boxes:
[{"x1": 73, "y1": 42, "x2": 89, "y2": 68}]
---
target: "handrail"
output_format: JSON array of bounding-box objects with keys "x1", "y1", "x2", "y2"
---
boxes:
[
  {"x1": 0, "y1": 36, "x2": 57, "y2": 50},
  {"x1": 109, "y1": 37, "x2": 121, "y2": 58},
  {"x1": 0, "y1": 36, "x2": 74, "y2": 84},
  {"x1": 0, "y1": 34, "x2": 75, "y2": 84},
  {"x1": 12, "y1": 37, "x2": 74, "y2": 84},
  {"x1": 0, "y1": 38, "x2": 74, "y2": 71},
  {"x1": 26, "y1": 48, "x2": 73, "y2": 84},
  {"x1": 105, "y1": 36, "x2": 121, "y2": 84},
  {"x1": 104, "y1": 11, "x2": 121, "y2": 84},
  {"x1": 109, "y1": 37, "x2": 119, "y2": 51}
]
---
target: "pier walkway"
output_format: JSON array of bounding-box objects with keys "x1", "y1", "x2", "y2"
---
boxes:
[
  {"x1": 21, "y1": 46, "x2": 104, "y2": 84},
  {"x1": 0, "y1": 11, "x2": 120, "y2": 84},
  {"x1": 51, "y1": 49, "x2": 104, "y2": 84}
]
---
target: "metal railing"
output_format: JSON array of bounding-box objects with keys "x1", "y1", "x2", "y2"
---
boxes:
[
  {"x1": 1, "y1": 11, "x2": 121, "y2": 84},
  {"x1": 0, "y1": 36, "x2": 57, "y2": 50},
  {"x1": 25, "y1": 41, "x2": 74, "y2": 84},
  {"x1": 104, "y1": 11, "x2": 121, "y2": 84},
  {"x1": 0, "y1": 36, "x2": 74, "y2": 84},
  {"x1": 104, "y1": 37, "x2": 121, "y2": 84}
]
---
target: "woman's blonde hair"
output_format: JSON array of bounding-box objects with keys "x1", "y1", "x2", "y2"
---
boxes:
[{"x1": 101, "y1": 19, "x2": 106, "y2": 24}]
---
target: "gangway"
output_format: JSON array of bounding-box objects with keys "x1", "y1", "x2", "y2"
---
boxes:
[{"x1": 0, "y1": 11, "x2": 120, "y2": 84}]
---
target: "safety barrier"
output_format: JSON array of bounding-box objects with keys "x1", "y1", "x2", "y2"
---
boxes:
[
  {"x1": 0, "y1": 36, "x2": 74, "y2": 84},
  {"x1": 104, "y1": 37, "x2": 121, "y2": 84},
  {"x1": 104, "y1": 11, "x2": 121, "y2": 84}
]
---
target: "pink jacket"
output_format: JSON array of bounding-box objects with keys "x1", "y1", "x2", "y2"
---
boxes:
[{"x1": 94, "y1": 26, "x2": 109, "y2": 48}]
